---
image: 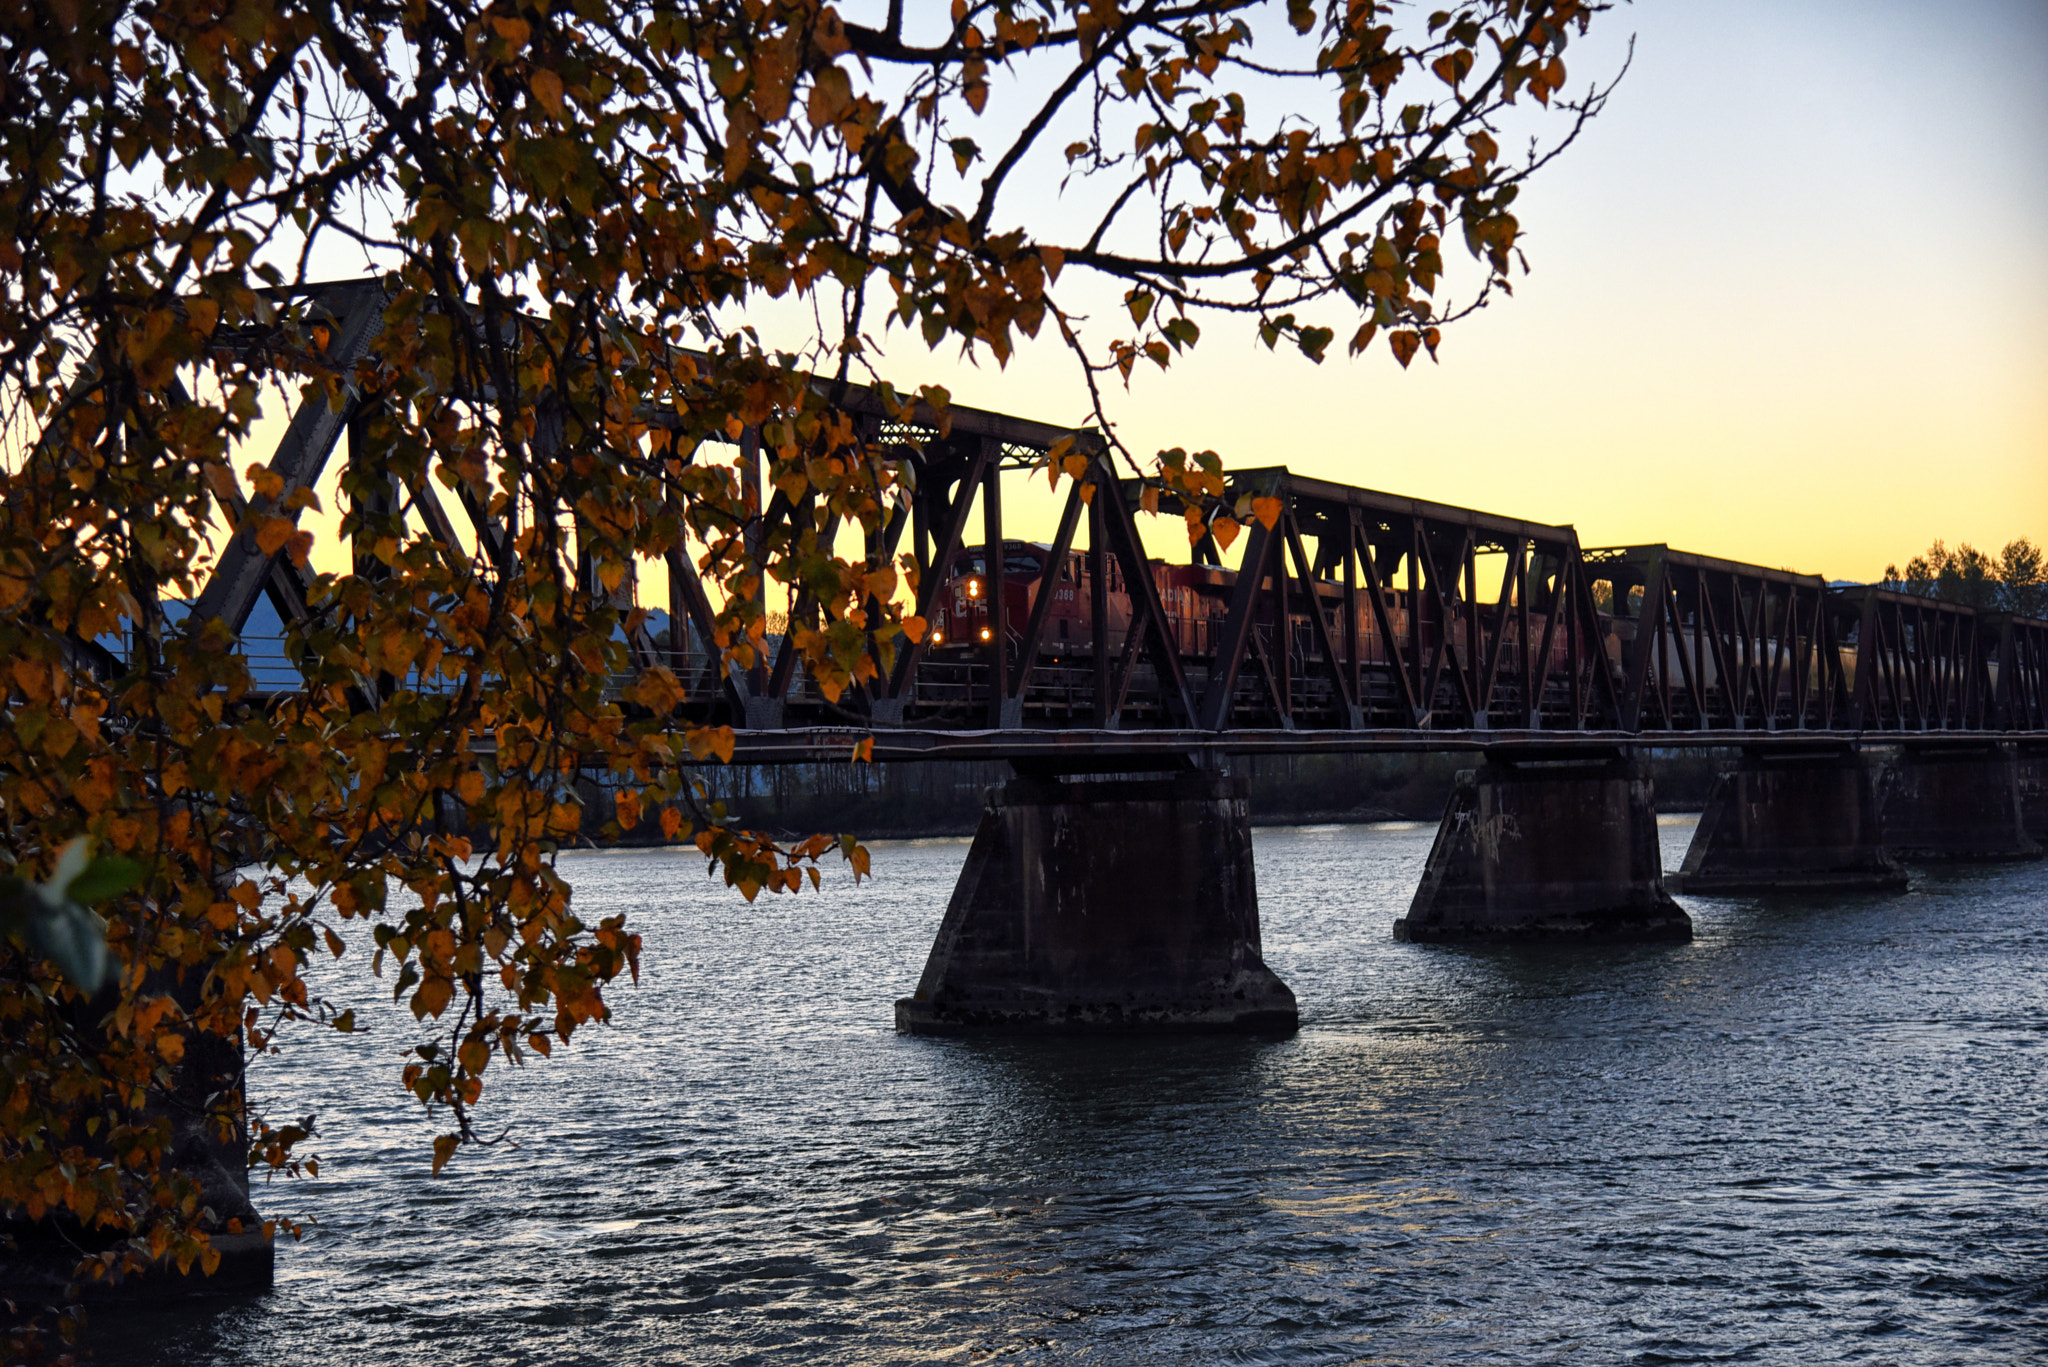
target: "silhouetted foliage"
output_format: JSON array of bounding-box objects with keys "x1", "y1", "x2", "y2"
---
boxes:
[{"x1": 1883, "y1": 538, "x2": 2047, "y2": 617}]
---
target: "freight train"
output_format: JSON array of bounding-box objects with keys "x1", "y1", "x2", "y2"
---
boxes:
[
  {"x1": 921, "y1": 538, "x2": 1974, "y2": 727},
  {"x1": 924, "y1": 538, "x2": 1591, "y2": 724}
]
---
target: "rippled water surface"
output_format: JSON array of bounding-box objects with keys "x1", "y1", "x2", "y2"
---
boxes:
[{"x1": 91, "y1": 818, "x2": 2048, "y2": 1364}]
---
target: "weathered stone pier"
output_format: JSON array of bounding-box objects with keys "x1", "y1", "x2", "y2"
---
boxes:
[
  {"x1": 1881, "y1": 741, "x2": 2043, "y2": 862},
  {"x1": 1670, "y1": 746, "x2": 1906, "y2": 895},
  {"x1": 1394, "y1": 750, "x2": 1691, "y2": 943},
  {"x1": 895, "y1": 764, "x2": 1298, "y2": 1034}
]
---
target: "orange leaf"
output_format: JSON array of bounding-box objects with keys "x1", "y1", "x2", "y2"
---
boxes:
[
  {"x1": 1252, "y1": 496, "x2": 1283, "y2": 531},
  {"x1": 431, "y1": 1134, "x2": 458, "y2": 1175},
  {"x1": 255, "y1": 516, "x2": 293, "y2": 556},
  {"x1": 412, "y1": 975, "x2": 453, "y2": 1020},
  {"x1": 529, "y1": 68, "x2": 565, "y2": 118},
  {"x1": 901, "y1": 615, "x2": 927, "y2": 644}
]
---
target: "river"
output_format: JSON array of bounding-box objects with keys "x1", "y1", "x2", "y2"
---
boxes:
[{"x1": 88, "y1": 817, "x2": 2048, "y2": 1364}]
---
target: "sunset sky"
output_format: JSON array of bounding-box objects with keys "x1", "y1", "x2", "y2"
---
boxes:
[
  {"x1": 276, "y1": 0, "x2": 2046, "y2": 592},
  {"x1": 900, "y1": 0, "x2": 2048, "y2": 583}
]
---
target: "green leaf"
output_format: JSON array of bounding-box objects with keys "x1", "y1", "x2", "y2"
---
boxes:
[{"x1": 64, "y1": 855, "x2": 146, "y2": 907}]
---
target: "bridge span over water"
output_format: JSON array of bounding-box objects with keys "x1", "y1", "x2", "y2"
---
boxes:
[{"x1": 176, "y1": 281, "x2": 2048, "y2": 1033}]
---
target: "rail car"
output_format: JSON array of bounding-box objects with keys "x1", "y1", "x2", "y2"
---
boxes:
[
  {"x1": 932, "y1": 539, "x2": 1465, "y2": 665},
  {"x1": 925, "y1": 538, "x2": 1592, "y2": 723},
  {"x1": 923, "y1": 539, "x2": 2009, "y2": 728}
]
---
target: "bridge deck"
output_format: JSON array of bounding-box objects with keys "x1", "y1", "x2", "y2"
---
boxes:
[{"x1": 719, "y1": 727, "x2": 2048, "y2": 766}]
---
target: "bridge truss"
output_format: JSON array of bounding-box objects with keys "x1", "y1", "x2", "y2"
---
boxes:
[{"x1": 152, "y1": 281, "x2": 2048, "y2": 764}]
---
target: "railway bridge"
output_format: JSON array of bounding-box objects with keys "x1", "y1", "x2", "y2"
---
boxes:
[{"x1": 166, "y1": 282, "x2": 2048, "y2": 1034}]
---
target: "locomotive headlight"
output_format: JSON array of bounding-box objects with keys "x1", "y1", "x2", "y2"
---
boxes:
[
  {"x1": 966, "y1": 578, "x2": 981, "y2": 598},
  {"x1": 931, "y1": 628, "x2": 943, "y2": 644},
  {"x1": 978, "y1": 626, "x2": 992, "y2": 642}
]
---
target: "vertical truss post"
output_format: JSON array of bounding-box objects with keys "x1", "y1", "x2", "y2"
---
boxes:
[
  {"x1": 1850, "y1": 593, "x2": 1878, "y2": 729},
  {"x1": 1341, "y1": 520, "x2": 1361, "y2": 724},
  {"x1": 981, "y1": 440, "x2": 1010, "y2": 727},
  {"x1": 738, "y1": 425, "x2": 769, "y2": 704},
  {"x1": 1273, "y1": 516, "x2": 1292, "y2": 725},
  {"x1": 1517, "y1": 543, "x2": 1534, "y2": 726},
  {"x1": 1089, "y1": 484, "x2": 1110, "y2": 724},
  {"x1": 1463, "y1": 542, "x2": 1480, "y2": 724},
  {"x1": 349, "y1": 404, "x2": 401, "y2": 702},
  {"x1": 1620, "y1": 552, "x2": 1666, "y2": 731},
  {"x1": 1407, "y1": 522, "x2": 1425, "y2": 721}
]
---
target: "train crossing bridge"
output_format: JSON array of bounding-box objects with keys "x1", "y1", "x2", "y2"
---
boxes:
[{"x1": 140, "y1": 282, "x2": 2048, "y2": 1031}]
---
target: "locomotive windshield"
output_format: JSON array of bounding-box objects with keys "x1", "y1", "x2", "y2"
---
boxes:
[{"x1": 952, "y1": 549, "x2": 1047, "y2": 579}]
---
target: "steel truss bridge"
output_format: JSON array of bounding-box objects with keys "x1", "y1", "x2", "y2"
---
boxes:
[{"x1": 170, "y1": 281, "x2": 2048, "y2": 765}]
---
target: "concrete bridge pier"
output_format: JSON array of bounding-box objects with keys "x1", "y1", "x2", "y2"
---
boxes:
[
  {"x1": 1668, "y1": 745, "x2": 1906, "y2": 894},
  {"x1": 1394, "y1": 749, "x2": 1691, "y2": 943},
  {"x1": 2017, "y1": 741, "x2": 2048, "y2": 846},
  {"x1": 1881, "y1": 741, "x2": 2043, "y2": 861},
  {"x1": 894, "y1": 762, "x2": 1298, "y2": 1034}
]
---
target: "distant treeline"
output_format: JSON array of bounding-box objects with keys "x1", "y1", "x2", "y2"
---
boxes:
[{"x1": 1881, "y1": 538, "x2": 2045, "y2": 616}]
